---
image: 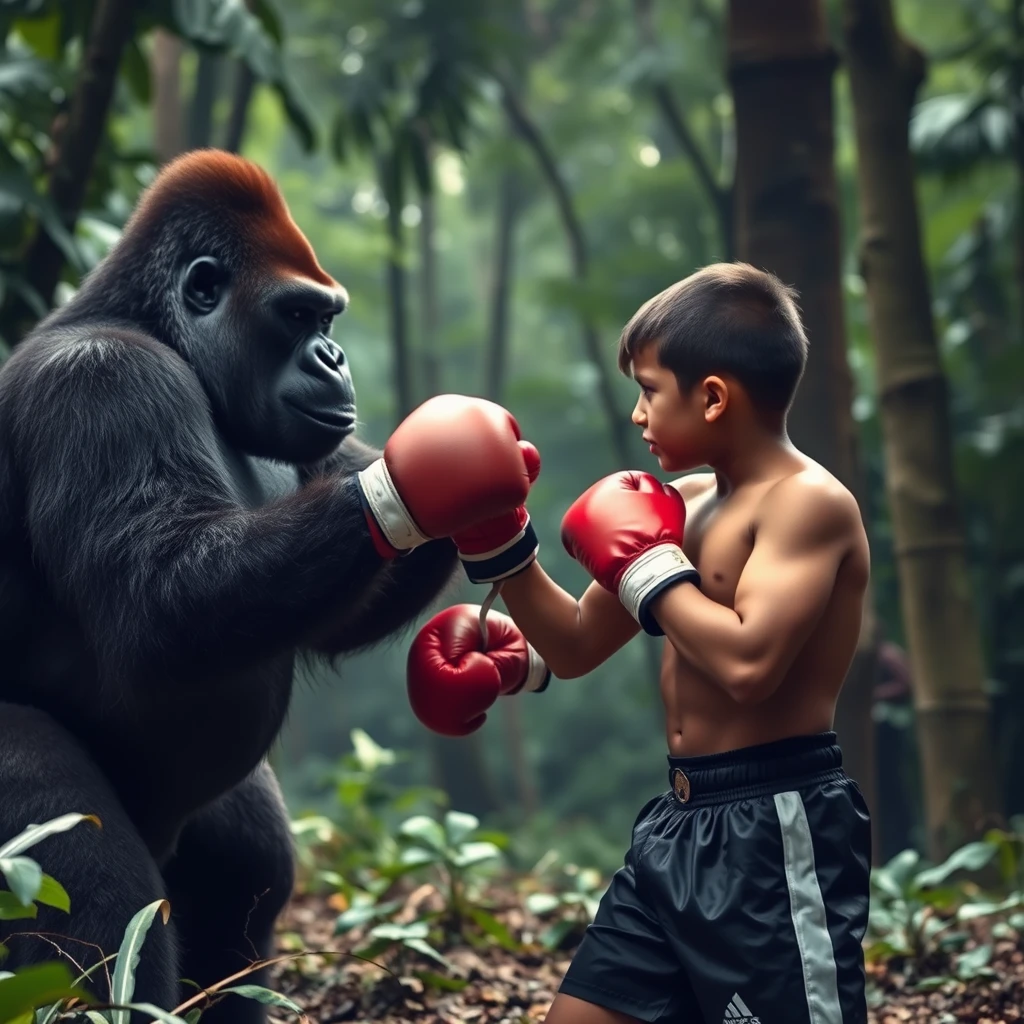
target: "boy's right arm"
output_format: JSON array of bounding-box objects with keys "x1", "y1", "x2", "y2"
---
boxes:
[{"x1": 497, "y1": 559, "x2": 641, "y2": 679}]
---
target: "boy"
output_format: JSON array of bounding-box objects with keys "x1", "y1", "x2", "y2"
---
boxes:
[{"x1": 480, "y1": 263, "x2": 872, "y2": 1024}]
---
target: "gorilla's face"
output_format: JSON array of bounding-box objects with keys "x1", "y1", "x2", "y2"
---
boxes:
[{"x1": 180, "y1": 256, "x2": 356, "y2": 463}]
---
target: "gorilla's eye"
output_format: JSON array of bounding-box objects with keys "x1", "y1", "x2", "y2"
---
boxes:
[
  {"x1": 183, "y1": 258, "x2": 225, "y2": 315},
  {"x1": 320, "y1": 314, "x2": 334, "y2": 332}
]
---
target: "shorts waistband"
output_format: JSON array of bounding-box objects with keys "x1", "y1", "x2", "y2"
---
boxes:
[{"x1": 665, "y1": 732, "x2": 844, "y2": 806}]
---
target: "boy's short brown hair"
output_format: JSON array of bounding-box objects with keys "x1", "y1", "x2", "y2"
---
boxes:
[{"x1": 617, "y1": 263, "x2": 808, "y2": 413}]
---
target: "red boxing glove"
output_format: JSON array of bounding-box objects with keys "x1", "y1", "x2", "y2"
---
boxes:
[
  {"x1": 407, "y1": 604, "x2": 550, "y2": 737},
  {"x1": 453, "y1": 450, "x2": 541, "y2": 583},
  {"x1": 357, "y1": 395, "x2": 540, "y2": 558},
  {"x1": 561, "y1": 472, "x2": 700, "y2": 636}
]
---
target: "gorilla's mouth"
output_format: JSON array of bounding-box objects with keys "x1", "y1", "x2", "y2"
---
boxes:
[{"x1": 286, "y1": 400, "x2": 356, "y2": 434}]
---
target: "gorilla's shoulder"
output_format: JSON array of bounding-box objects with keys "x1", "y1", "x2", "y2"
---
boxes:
[{"x1": 1, "y1": 325, "x2": 211, "y2": 442}]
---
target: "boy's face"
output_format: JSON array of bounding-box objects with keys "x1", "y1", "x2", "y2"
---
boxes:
[{"x1": 630, "y1": 344, "x2": 710, "y2": 473}]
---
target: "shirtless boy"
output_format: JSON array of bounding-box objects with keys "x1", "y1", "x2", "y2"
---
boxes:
[{"x1": 407, "y1": 263, "x2": 873, "y2": 1024}]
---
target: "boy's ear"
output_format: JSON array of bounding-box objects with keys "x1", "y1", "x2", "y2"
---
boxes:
[{"x1": 703, "y1": 375, "x2": 729, "y2": 422}]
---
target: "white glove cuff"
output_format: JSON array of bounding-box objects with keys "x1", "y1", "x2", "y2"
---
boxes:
[
  {"x1": 618, "y1": 543, "x2": 701, "y2": 637},
  {"x1": 357, "y1": 458, "x2": 430, "y2": 552},
  {"x1": 459, "y1": 516, "x2": 539, "y2": 584},
  {"x1": 522, "y1": 642, "x2": 551, "y2": 693}
]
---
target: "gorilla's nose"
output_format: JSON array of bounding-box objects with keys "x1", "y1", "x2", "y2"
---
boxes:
[{"x1": 313, "y1": 338, "x2": 345, "y2": 372}]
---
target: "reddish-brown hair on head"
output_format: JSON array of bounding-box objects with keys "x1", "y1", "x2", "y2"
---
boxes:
[{"x1": 132, "y1": 149, "x2": 336, "y2": 287}]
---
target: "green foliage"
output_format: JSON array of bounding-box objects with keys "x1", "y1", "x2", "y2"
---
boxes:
[
  {"x1": 523, "y1": 857, "x2": 605, "y2": 951},
  {"x1": 290, "y1": 728, "x2": 447, "y2": 895},
  {"x1": 169, "y1": 0, "x2": 315, "y2": 150},
  {"x1": 866, "y1": 824, "x2": 1024, "y2": 987},
  {"x1": 0, "y1": 814, "x2": 98, "y2": 931},
  {"x1": 0, "y1": 812, "x2": 308, "y2": 1024},
  {"x1": 0, "y1": 963, "x2": 90, "y2": 1024}
]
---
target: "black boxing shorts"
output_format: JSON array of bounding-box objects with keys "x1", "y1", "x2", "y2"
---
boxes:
[{"x1": 558, "y1": 732, "x2": 871, "y2": 1024}]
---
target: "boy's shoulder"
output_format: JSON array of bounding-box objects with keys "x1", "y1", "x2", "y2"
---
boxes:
[{"x1": 758, "y1": 464, "x2": 864, "y2": 541}]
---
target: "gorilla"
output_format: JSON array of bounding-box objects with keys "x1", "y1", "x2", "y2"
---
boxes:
[{"x1": 0, "y1": 151, "x2": 463, "y2": 1020}]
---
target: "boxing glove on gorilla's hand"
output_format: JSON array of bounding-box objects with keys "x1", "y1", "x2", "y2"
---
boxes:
[
  {"x1": 357, "y1": 395, "x2": 540, "y2": 559},
  {"x1": 561, "y1": 471, "x2": 701, "y2": 637},
  {"x1": 407, "y1": 604, "x2": 550, "y2": 737},
  {"x1": 452, "y1": 444, "x2": 541, "y2": 584}
]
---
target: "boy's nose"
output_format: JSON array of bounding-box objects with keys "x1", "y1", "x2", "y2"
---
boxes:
[{"x1": 631, "y1": 399, "x2": 646, "y2": 426}]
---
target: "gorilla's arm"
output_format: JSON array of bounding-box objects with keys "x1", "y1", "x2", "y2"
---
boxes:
[
  {"x1": 297, "y1": 439, "x2": 460, "y2": 655},
  {"x1": 13, "y1": 332, "x2": 449, "y2": 679}
]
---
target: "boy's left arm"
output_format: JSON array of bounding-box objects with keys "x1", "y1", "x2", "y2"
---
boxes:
[{"x1": 650, "y1": 477, "x2": 861, "y2": 704}]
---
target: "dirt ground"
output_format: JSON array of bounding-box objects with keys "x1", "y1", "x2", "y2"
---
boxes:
[{"x1": 267, "y1": 890, "x2": 1024, "y2": 1024}]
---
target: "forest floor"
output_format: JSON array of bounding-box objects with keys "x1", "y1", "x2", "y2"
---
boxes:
[{"x1": 270, "y1": 888, "x2": 1024, "y2": 1024}]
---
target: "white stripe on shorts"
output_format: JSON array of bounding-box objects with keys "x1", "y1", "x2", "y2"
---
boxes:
[{"x1": 774, "y1": 791, "x2": 843, "y2": 1024}]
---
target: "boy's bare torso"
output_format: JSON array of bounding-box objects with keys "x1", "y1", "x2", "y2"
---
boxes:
[{"x1": 662, "y1": 462, "x2": 870, "y2": 757}]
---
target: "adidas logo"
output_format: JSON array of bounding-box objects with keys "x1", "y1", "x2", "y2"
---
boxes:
[{"x1": 722, "y1": 992, "x2": 761, "y2": 1024}]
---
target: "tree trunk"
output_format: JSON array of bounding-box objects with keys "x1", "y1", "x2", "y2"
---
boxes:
[
  {"x1": 1010, "y1": 0, "x2": 1024, "y2": 340},
  {"x1": 498, "y1": 78, "x2": 634, "y2": 472},
  {"x1": 479, "y1": 166, "x2": 539, "y2": 817},
  {"x1": 419, "y1": 184, "x2": 441, "y2": 397},
  {"x1": 499, "y1": 78, "x2": 665, "y2": 704},
  {"x1": 841, "y1": 0, "x2": 1001, "y2": 858},
  {"x1": 485, "y1": 170, "x2": 520, "y2": 403},
  {"x1": 222, "y1": 0, "x2": 257, "y2": 154},
  {"x1": 151, "y1": 29, "x2": 184, "y2": 164},
  {"x1": 727, "y1": 0, "x2": 880, "y2": 853},
  {"x1": 187, "y1": 51, "x2": 221, "y2": 151},
  {"x1": 7, "y1": 0, "x2": 138, "y2": 340},
  {"x1": 223, "y1": 61, "x2": 256, "y2": 154},
  {"x1": 380, "y1": 151, "x2": 415, "y2": 421},
  {"x1": 632, "y1": 0, "x2": 733, "y2": 258}
]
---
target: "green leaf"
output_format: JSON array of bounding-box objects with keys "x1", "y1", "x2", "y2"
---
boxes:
[
  {"x1": 351, "y1": 936, "x2": 397, "y2": 963},
  {"x1": 109, "y1": 900, "x2": 171, "y2": 1024},
  {"x1": 465, "y1": 906, "x2": 519, "y2": 951},
  {"x1": 539, "y1": 918, "x2": 577, "y2": 951},
  {"x1": 955, "y1": 943, "x2": 994, "y2": 979},
  {"x1": 0, "y1": 894, "x2": 37, "y2": 921},
  {"x1": 914, "y1": 841, "x2": 996, "y2": 889},
  {"x1": 368, "y1": 922, "x2": 428, "y2": 942},
  {"x1": 957, "y1": 893, "x2": 1022, "y2": 921},
  {"x1": 33, "y1": 876, "x2": 69, "y2": 914},
  {"x1": 217, "y1": 986, "x2": 303, "y2": 1014},
  {"x1": 472, "y1": 830, "x2": 510, "y2": 850},
  {"x1": 12, "y1": 14, "x2": 60, "y2": 60},
  {"x1": 443, "y1": 811, "x2": 479, "y2": 847},
  {"x1": 0, "y1": 964, "x2": 89, "y2": 1024},
  {"x1": 0, "y1": 814, "x2": 99, "y2": 860},
  {"x1": 399, "y1": 816, "x2": 447, "y2": 853},
  {"x1": 403, "y1": 937, "x2": 451, "y2": 969},
  {"x1": 525, "y1": 892, "x2": 561, "y2": 916},
  {"x1": 351, "y1": 729, "x2": 395, "y2": 772},
  {"x1": 249, "y1": 0, "x2": 283, "y2": 43},
  {"x1": 119, "y1": 1003, "x2": 190, "y2": 1024},
  {"x1": 334, "y1": 898, "x2": 402, "y2": 934},
  {"x1": 869, "y1": 868, "x2": 905, "y2": 903},
  {"x1": 415, "y1": 970, "x2": 468, "y2": 992},
  {"x1": 914, "y1": 975, "x2": 955, "y2": 992},
  {"x1": 879, "y1": 849, "x2": 921, "y2": 893},
  {"x1": 121, "y1": 38, "x2": 151, "y2": 105},
  {"x1": 450, "y1": 841, "x2": 501, "y2": 869},
  {"x1": 0, "y1": 859, "x2": 42, "y2": 907}
]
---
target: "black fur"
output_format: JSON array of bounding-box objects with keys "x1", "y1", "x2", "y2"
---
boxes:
[{"x1": 0, "y1": 152, "x2": 458, "y2": 1020}]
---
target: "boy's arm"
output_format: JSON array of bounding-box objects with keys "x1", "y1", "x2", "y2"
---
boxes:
[
  {"x1": 650, "y1": 476, "x2": 862, "y2": 704},
  {"x1": 498, "y1": 560, "x2": 641, "y2": 679}
]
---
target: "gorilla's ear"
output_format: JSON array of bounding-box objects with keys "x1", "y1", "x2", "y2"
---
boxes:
[{"x1": 183, "y1": 258, "x2": 226, "y2": 315}]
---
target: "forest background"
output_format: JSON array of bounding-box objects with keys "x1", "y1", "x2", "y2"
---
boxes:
[{"x1": 2, "y1": 0, "x2": 1023, "y2": 908}]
